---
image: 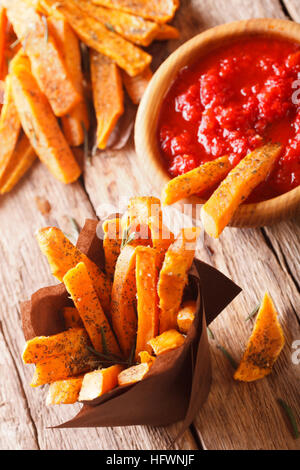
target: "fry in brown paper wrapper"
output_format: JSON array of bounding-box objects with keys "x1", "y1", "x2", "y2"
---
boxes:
[{"x1": 21, "y1": 219, "x2": 241, "y2": 432}]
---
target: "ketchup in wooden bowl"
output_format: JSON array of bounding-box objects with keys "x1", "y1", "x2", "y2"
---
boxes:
[{"x1": 157, "y1": 36, "x2": 300, "y2": 203}]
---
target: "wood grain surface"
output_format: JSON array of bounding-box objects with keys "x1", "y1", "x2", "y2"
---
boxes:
[{"x1": 0, "y1": 0, "x2": 299, "y2": 450}]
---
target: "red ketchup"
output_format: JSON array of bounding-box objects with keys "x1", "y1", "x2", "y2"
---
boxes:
[{"x1": 157, "y1": 36, "x2": 300, "y2": 202}]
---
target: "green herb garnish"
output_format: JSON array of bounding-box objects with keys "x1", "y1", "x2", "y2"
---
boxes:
[
  {"x1": 217, "y1": 344, "x2": 237, "y2": 369},
  {"x1": 207, "y1": 327, "x2": 215, "y2": 340},
  {"x1": 277, "y1": 399, "x2": 300, "y2": 439},
  {"x1": 105, "y1": 23, "x2": 116, "y2": 33},
  {"x1": 121, "y1": 225, "x2": 137, "y2": 249},
  {"x1": 245, "y1": 302, "x2": 261, "y2": 321}
]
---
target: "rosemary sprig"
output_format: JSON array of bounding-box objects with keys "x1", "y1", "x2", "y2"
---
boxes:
[
  {"x1": 121, "y1": 225, "x2": 137, "y2": 249},
  {"x1": 81, "y1": 121, "x2": 91, "y2": 165},
  {"x1": 41, "y1": 15, "x2": 49, "y2": 43},
  {"x1": 207, "y1": 326, "x2": 215, "y2": 340},
  {"x1": 105, "y1": 23, "x2": 116, "y2": 33},
  {"x1": 87, "y1": 345, "x2": 130, "y2": 367},
  {"x1": 245, "y1": 302, "x2": 261, "y2": 321},
  {"x1": 10, "y1": 37, "x2": 21, "y2": 49},
  {"x1": 217, "y1": 344, "x2": 238, "y2": 369},
  {"x1": 69, "y1": 216, "x2": 80, "y2": 237},
  {"x1": 277, "y1": 399, "x2": 300, "y2": 439}
]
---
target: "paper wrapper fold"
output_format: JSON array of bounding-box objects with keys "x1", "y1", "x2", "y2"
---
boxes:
[{"x1": 21, "y1": 219, "x2": 241, "y2": 431}]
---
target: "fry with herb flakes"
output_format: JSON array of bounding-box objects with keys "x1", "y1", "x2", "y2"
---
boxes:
[
  {"x1": 11, "y1": 59, "x2": 82, "y2": 184},
  {"x1": 40, "y1": 0, "x2": 152, "y2": 77},
  {"x1": 63, "y1": 262, "x2": 121, "y2": 356},
  {"x1": 0, "y1": 133, "x2": 36, "y2": 194},
  {"x1": 201, "y1": 143, "x2": 282, "y2": 238},
  {"x1": 111, "y1": 245, "x2": 137, "y2": 358},
  {"x1": 47, "y1": 16, "x2": 89, "y2": 147},
  {"x1": 162, "y1": 156, "x2": 231, "y2": 206},
  {"x1": 22, "y1": 328, "x2": 90, "y2": 364},
  {"x1": 46, "y1": 376, "x2": 84, "y2": 405},
  {"x1": 67, "y1": 0, "x2": 160, "y2": 47},
  {"x1": 4, "y1": 0, "x2": 81, "y2": 116},
  {"x1": 155, "y1": 23, "x2": 180, "y2": 41},
  {"x1": 135, "y1": 247, "x2": 159, "y2": 359},
  {"x1": 31, "y1": 352, "x2": 99, "y2": 387},
  {"x1": 177, "y1": 300, "x2": 196, "y2": 334},
  {"x1": 148, "y1": 329, "x2": 185, "y2": 356},
  {"x1": 36, "y1": 227, "x2": 112, "y2": 314},
  {"x1": 103, "y1": 218, "x2": 122, "y2": 280},
  {"x1": 90, "y1": 50, "x2": 124, "y2": 150},
  {"x1": 158, "y1": 227, "x2": 200, "y2": 333},
  {"x1": 234, "y1": 292, "x2": 285, "y2": 382},
  {"x1": 91, "y1": 0, "x2": 179, "y2": 24},
  {"x1": 118, "y1": 362, "x2": 152, "y2": 387},
  {"x1": 122, "y1": 67, "x2": 153, "y2": 105},
  {"x1": 62, "y1": 306, "x2": 83, "y2": 329},
  {"x1": 79, "y1": 365, "x2": 124, "y2": 401}
]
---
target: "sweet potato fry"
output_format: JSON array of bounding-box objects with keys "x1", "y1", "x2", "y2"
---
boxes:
[
  {"x1": 66, "y1": 0, "x2": 160, "y2": 47},
  {"x1": 135, "y1": 247, "x2": 159, "y2": 359},
  {"x1": 4, "y1": 0, "x2": 81, "y2": 116},
  {"x1": 201, "y1": 143, "x2": 282, "y2": 238},
  {"x1": 177, "y1": 300, "x2": 196, "y2": 334},
  {"x1": 0, "y1": 7, "x2": 7, "y2": 80},
  {"x1": 148, "y1": 329, "x2": 185, "y2": 356},
  {"x1": 155, "y1": 24, "x2": 180, "y2": 41},
  {"x1": 31, "y1": 352, "x2": 99, "y2": 387},
  {"x1": 118, "y1": 362, "x2": 152, "y2": 386},
  {"x1": 138, "y1": 350, "x2": 156, "y2": 366},
  {"x1": 22, "y1": 327, "x2": 89, "y2": 364},
  {"x1": 46, "y1": 376, "x2": 84, "y2": 405},
  {"x1": 0, "y1": 74, "x2": 22, "y2": 187},
  {"x1": 158, "y1": 227, "x2": 200, "y2": 333},
  {"x1": 79, "y1": 365, "x2": 123, "y2": 401},
  {"x1": 111, "y1": 245, "x2": 137, "y2": 358},
  {"x1": 36, "y1": 227, "x2": 112, "y2": 314},
  {"x1": 40, "y1": 0, "x2": 152, "y2": 76},
  {"x1": 234, "y1": 293, "x2": 285, "y2": 382},
  {"x1": 162, "y1": 156, "x2": 231, "y2": 205},
  {"x1": 62, "y1": 306, "x2": 83, "y2": 329},
  {"x1": 64, "y1": 262, "x2": 120, "y2": 356},
  {"x1": 122, "y1": 67, "x2": 153, "y2": 105},
  {"x1": 0, "y1": 133, "x2": 36, "y2": 194},
  {"x1": 103, "y1": 218, "x2": 122, "y2": 280},
  {"x1": 48, "y1": 16, "x2": 89, "y2": 147},
  {"x1": 90, "y1": 50, "x2": 124, "y2": 149},
  {"x1": 11, "y1": 59, "x2": 82, "y2": 184},
  {"x1": 91, "y1": 0, "x2": 179, "y2": 23}
]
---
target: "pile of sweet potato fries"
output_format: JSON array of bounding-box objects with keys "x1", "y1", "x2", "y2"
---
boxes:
[
  {"x1": 0, "y1": 0, "x2": 180, "y2": 193},
  {"x1": 22, "y1": 196, "x2": 200, "y2": 405}
]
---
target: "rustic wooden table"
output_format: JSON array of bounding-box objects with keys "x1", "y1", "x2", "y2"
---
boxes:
[{"x1": 0, "y1": 0, "x2": 299, "y2": 451}]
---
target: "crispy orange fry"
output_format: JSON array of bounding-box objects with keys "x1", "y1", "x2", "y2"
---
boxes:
[
  {"x1": 148, "y1": 329, "x2": 185, "y2": 356},
  {"x1": 46, "y1": 376, "x2": 84, "y2": 405},
  {"x1": 162, "y1": 156, "x2": 231, "y2": 205},
  {"x1": 0, "y1": 74, "x2": 22, "y2": 188},
  {"x1": 135, "y1": 246, "x2": 159, "y2": 359},
  {"x1": 63, "y1": 262, "x2": 120, "y2": 356},
  {"x1": 4, "y1": 0, "x2": 81, "y2": 116},
  {"x1": 138, "y1": 350, "x2": 156, "y2": 366},
  {"x1": 118, "y1": 362, "x2": 152, "y2": 386},
  {"x1": 177, "y1": 300, "x2": 196, "y2": 334},
  {"x1": 11, "y1": 59, "x2": 81, "y2": 184},
  {"x1": 36, "y1": 227, "x2": 112, "y2": 314},
  {"x1": 31, "y1": 352, "x2": 99, "y2": 387},
  {"x1": 91, "y1": 0, "x2": 179, "y2": 23},
  {"x1": 48, "y1": 16, "x2": 89, "y2": 147},
  {"x1": 67, "y1": 0, "x2": 160, "y2": 47},
  {"x1": 155, "y1": 24, "x2": 180, "y2": 41},
  {"x1": 0, "y1": 7, "x2": 7, "y2": 80},
  {"x1": 234, "y1": 293, "x2": 285, "y2": 382},
  {"x1": 122, "y1": 67, "x2": 153, "y2": 105},
  {"x1": 40, "y1": 0, "x2": 152, "y2": 76},
  {"x1": 22, "y1": 328, "x2": 89, "y2": 364},
  {"x1": 103, "y1": 218, "x2": 122, "y2": 280},
  {"x1": 0, "y1": 133, "x2": 36, "y2": 194},
  {"x1": 111, "y1": 245, "x2": 137, "y2": 358},
  {"x1": 62, "y1": 306, "x2": 83, "y2": 329},
  {"x1": 201, "y1": 143, "x2": 282, "y2": 238},
  {"x1": 79, "y1": 365, "x2": 124, "y2": 401},
  {"x1": 90, "y1": 50, "x2": 124, "y2": 149},
  {"x1": 158, "y1": 228, "x2": 200, "y2": 333}
]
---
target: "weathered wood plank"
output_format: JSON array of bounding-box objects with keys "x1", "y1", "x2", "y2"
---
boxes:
[
  {"x1": 0, "y1": 161, "x2": 197, "y2": 450},
  {"x1": 283, "y1": 0, "x2": 300, "y2": 22}
]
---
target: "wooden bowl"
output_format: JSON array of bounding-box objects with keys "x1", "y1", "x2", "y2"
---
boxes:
[{"x1": 135, "y1": 18, "x2": 300, "y2": 227}]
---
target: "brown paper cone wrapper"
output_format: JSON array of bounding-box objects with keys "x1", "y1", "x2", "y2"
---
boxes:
[{"x1": 21, "y1": 220, "x2": 241, "y2": 432}]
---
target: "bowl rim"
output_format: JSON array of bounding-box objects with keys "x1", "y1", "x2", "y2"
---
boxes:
[{"x1": 135, "y1": 18, "x2": 300, "y2": 227}]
